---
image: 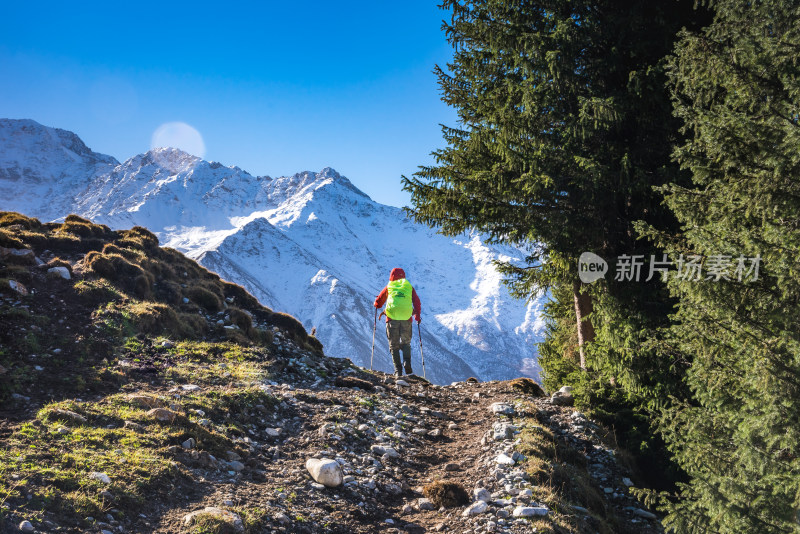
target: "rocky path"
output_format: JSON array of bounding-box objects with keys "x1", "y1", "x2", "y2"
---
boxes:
[{"x1": 145, "y1": 361, "x2": 663, "y2": 534}]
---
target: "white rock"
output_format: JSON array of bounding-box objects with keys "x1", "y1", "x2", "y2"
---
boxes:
[
  {"x1": 512, "y1": 506, "x2": 549, "y2": 517},
  {"x1": 181, "y1": 384, "x2": 201, "y2": 391},
  {"x1": 48, "y1": 266, "x2": 71, "y2": 279},
  {"x1": 463, "y1": 501, "x2": 488, "y2": 516},
  {"x1": 495, "y1": 453, "x2": 515, "y2": 465},
  {"x1": 306, "y1": 458, "x2": 343, "y2": 487},
  {"x1": 265, "y1": 428, "x2": 281, "y2": 437},
  {"x1": 319, "y1": 423, "x2": 335, "y2": 438},
  {"x1": 490, "y1": 403, "x2": 515, "y2": 415},
  {"x1": 381, "y1": 447, "x2": 400, "y2": 459},
  {"x1": 395, "y1": 380, "x2": 409, "y2": 387},
  {"x1": 89, "y1": 472, "x2": 111, "y2": 484},
  {"x1": 622, "y1": 477, "x2": 634, "y2": 487},
  {"x1": 19, "y1": 520, "x2": 35, "y2": 532},
  {"x1": 228, "y1": 461, "x2": 245, "y2": 472},
  {"x1": 418, "y1": 498, "x2": 435, "y2": 511},
  {"x1": 492, "y1": 422, "x2": 517, "y2": 441},
  {"x1": 474, "y1": 488, "x2": 492, "y2": 502}
]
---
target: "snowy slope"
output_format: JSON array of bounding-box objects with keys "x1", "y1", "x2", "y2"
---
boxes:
[
  {"x1": 0, "y1": 119, "x2": 118, "y2": 221},
  {"x1": 0, "y1": 119, "x2": 546, "y2": 383}
]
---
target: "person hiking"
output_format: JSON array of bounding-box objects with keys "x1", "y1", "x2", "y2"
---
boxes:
[{"x1": 374, "y1": 267, "x2": 421, "y2": 377}]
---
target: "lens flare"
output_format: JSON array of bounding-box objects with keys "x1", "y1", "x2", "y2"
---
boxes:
[{"x1": 150, "y1": 122, "x2": 206, "y2": 158}]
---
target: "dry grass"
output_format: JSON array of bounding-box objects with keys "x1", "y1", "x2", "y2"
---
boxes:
[
  {"x1": 0, "y1": 211, "x2": 322, "y2": 351},
  {"x1": 510, "y1": 377, "x2": 546, "y2": 397}
]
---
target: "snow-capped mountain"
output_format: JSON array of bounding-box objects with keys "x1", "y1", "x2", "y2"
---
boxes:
[
  {"x1": 0, "y1": 119, "x2": 119, "y2": 221},
  {"x1": 0, "y1": 119, "x2": 546, "y2": 384}
]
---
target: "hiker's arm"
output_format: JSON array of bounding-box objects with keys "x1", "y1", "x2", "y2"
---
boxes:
[
  {"x1": 374, "y1": 287, "x2": 388, "y2": 308},
  {"x1": 412, "y1": 288, "x2": 421, "y2": 322}
]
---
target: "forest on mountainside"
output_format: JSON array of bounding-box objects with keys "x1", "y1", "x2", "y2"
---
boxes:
[{"x1": 405, "y1": 1, "x2": 800, "y2": 532}]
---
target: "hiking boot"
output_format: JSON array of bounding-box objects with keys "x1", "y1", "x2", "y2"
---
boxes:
[
  {"x1": 401, "y1": 346, "x2": 413, "y2": 375},
  {"x1": 391, "y1": 349, "x2": 402, "y2": 376}
]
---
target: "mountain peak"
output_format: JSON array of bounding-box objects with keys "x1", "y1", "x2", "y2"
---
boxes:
[
  {"x1": 0, "y1": 118, "x2": 119, "y2": 166},
  {"x1": 283, "y1": 167, "x2": 371, "y2": 201}
]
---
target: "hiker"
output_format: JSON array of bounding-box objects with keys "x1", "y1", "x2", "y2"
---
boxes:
[{"x1": 374, "y1": 267, "x2": 421, "y2": 377}]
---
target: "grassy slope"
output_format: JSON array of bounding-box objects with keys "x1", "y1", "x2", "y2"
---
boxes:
[{"x1": 0, "y1": 212, "x2": 324, "y2": 530}]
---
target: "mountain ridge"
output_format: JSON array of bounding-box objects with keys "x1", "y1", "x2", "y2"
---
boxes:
[{"x1": 0, "y1": 118, "x2": 546, "y2": 384}]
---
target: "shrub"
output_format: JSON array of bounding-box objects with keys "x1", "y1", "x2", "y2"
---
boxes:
[
  {"x1": 117, "y1": 226, "x2": 159, "y2": 251},
  {"x1": 228, "y1": 307, "x2": 253, "y2": 332},
  {"x1": 186, "y1": 286, "x2": 223, "y2": 312},
  {"x1": 423, "y1": 480, "x2": 470, "y2": 508},
  {"x1": 46, "y1": 257, "x2": 73, "y2": 274},
  {"x1": 0, "y1": 212, "x2": 42, "y2": 230},
  {"x1": 510, "y1": 377, "x2": 545, "y2": 397}
]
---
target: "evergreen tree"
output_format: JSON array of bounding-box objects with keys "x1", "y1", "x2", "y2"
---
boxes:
[
  {"x1": 653, "y1": 1, "x2": 800, "y2": 531},
  {"x1": 404, "y1": 0, "x2": 698, "y2": 396}
]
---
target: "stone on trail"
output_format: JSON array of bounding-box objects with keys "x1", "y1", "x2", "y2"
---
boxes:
[
  {"x1": 474, "y1": 488, "x2": 492, "y2": 502},
  {"x1": 495, "y1": 453, "x2": 515, "y2": 465},
  {"x1": 492, "y1": 422, "x2": 517, "y2": 441},
  {"x1": 490, "y1": 402, "x2": 515, "y2": 415},
  {"x1": 183, "y1": 507, "x2": 244, "y2": 533},
  {"x1": 48, "y1": 266, "x2": 71, "y2": 279},
  {"x1": 19, "y1": 520, "x2": 35, "y2": 532},
  {"x1": 512, "y1": 506, "x2": 549, "y2": 518},
  {"x1": 551, "y1": 385, "x2": 574, "y2": 406},
  {"x1": 381, "y1": 447, "x2": 400, "y2": 459},
  {"x1": 228, "y1": 461, "x2": 245, "y2": 472},
  {"x1": 395, "y1": 379, "x2": 410, "y2": 387},
  {"x1": 305, "y1": 458, "x2": 343, "y2": 487},
  {"x1": 418, "y1": 498, "x2": 435, "y2": 511},
  {"x1": 463, "y1": 500, "x2": 489, "y2": 516}
]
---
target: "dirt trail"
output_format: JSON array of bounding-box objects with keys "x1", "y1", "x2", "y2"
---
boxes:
[{"x1": 147, "y1": 364, "x2": 662, "y2": 534}]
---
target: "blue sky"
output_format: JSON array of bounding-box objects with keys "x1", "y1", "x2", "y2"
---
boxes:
[{"x1": 0, "y1": 1, "x2": 457, "y2": 207}]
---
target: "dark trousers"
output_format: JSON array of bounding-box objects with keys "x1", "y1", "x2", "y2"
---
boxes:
[{"x1": 386, "y1": 319, "x2": 413, "y2": 374}]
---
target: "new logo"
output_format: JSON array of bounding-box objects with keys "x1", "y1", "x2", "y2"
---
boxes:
[{"x1": 578, "y1": 252, "x2": 608, "y2": 283}]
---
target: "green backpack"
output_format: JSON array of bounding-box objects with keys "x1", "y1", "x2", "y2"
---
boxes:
[{"x1": 385, "y1": 279, "x2": 414, "y2": 320}]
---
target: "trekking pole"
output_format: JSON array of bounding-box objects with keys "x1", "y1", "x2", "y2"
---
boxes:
[
  {"x1": 417, "y1": 322, "x2": 426, "y2": 379},
  {"x1": 370, "y1": 307, "x2": 377, "y2": 371}
]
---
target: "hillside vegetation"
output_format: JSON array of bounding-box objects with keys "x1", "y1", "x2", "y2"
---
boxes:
[{"x1": 0, "y1": 212, "x2": 662, "y2": 533}]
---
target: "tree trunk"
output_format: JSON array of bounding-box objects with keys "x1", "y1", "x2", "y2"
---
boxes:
[{"x1": 573, "y1": 280, "x2": 595, "y2": 370}]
